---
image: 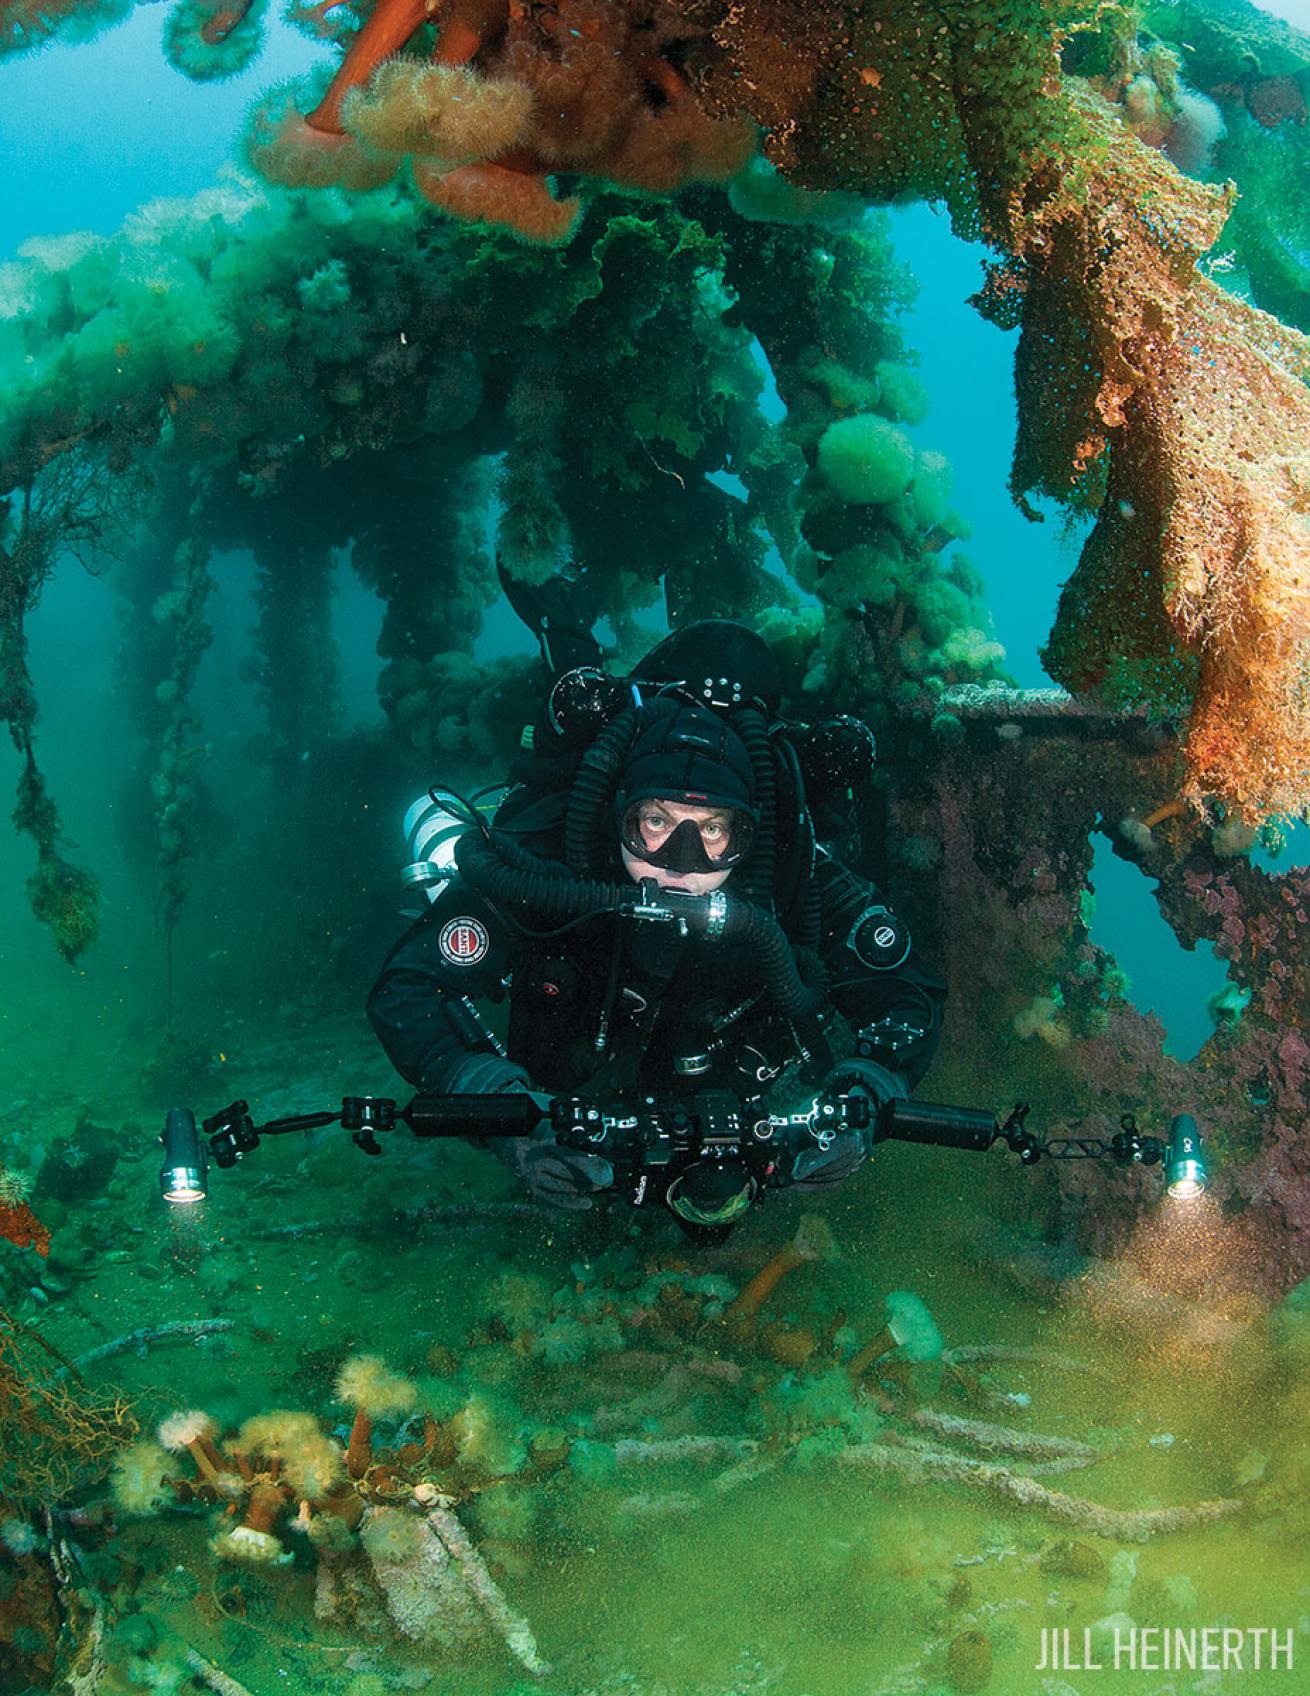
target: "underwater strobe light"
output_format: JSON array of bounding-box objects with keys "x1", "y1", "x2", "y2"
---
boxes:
[
  {"x1": 1165, "y1": 1113, "x2": 1208, "y2": 1200},
  {"x1": 159, "y1": 1107, "x2": 208, "y2": 1204}
]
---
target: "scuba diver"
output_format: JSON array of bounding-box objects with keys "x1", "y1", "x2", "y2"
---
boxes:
[{"x1": 365, "y1": 620, "x2": 946, "y2": 1229}]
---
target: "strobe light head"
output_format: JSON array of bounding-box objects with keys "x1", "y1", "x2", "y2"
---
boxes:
[
  {"x1": 159, "y1": 1107, "x2": 207, "y2": 1204},
  {"x1": 1166, "y1": 1114, "x2": 1208, "y2": 1200}
]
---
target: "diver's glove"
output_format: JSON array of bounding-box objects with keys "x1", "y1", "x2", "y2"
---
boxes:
[
  {"x1": 791, "y1": 1060, "x2": 909, "y2": 1188},
  {"x1": 496, "y1": 1126, "x2": 614, "y2": 1213},
  {"x1": 441, "y1": 1052, "x2": 613, "y2": 1210}
]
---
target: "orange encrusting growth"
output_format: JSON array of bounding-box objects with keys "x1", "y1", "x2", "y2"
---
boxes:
[
  {"x1": 1002, "y1": 90, "x2": 1310, "y2": 821},
  {"x1": 249, "y1": 0, "x2": 756, "y2": 247},
  {"x1": 0, "y1": 1200, "x2": 49, "y2": 1257}
]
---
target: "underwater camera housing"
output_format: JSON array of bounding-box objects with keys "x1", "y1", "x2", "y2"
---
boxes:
[
  {"x1": 549, "y1": 1090, "x2": 788, "y2": 1234},
  {"x1": 161, "y1": 1087, "x2": 1208, "y2": 1237}
]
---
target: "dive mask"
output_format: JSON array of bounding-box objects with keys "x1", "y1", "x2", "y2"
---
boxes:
[{"x1": 619, "y1": 799, "x2": 754, "y2": 874}]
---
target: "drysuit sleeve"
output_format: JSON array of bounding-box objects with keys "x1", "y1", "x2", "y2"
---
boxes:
[
  {"x1": 365, "y1": 881, "x2": 525, "y2": 1094},
  {"x1": 813, "y1": 852, "x2": 947, "y2": 1091}
]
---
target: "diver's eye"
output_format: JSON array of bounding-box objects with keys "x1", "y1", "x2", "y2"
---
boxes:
[
  {"x1": 703, "y1": 821, "x2": 726, "y2": 839},
  {"x1": 641, "y1": 812, "x2": 670, "y2": 835}
]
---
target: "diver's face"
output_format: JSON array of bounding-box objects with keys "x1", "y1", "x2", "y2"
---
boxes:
[{"x1": 620, "y1": 798, "x2": 735, "y2": 895}]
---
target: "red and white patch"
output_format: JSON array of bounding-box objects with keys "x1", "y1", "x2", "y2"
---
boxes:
[{"x1": 438, "y1": 916, "x2": 489, "y2": 965}]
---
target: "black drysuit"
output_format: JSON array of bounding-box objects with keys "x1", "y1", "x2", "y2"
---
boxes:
[{"x1": 366, "y1": 846, "x2": 946, "y2": 1113}]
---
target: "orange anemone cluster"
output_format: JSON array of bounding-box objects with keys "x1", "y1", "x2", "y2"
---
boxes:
[{"x1": 245, "y1": 0, "x2": 755, "y2": 243}]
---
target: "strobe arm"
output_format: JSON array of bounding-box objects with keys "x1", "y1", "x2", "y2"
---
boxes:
[
  {"x1": 402, "y1": 1093, "x2": 542, "y2": 1139},
  {"x1": 873, "y1": 1097, "x2": 1002, "y2": 1154},
  {"x1": 168, "y1": 1090, "x2": 1206, "y2": 1207},
  {"x1": 203, "y1": 1093, "x2": 543, "y2": 1166}
]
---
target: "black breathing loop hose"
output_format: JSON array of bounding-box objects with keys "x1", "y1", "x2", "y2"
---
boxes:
[
  {"x1": 796, "y1": 879, "x2": 822, "y2": 954},
  {"x1": 458, "y1": 831, "x2": 626, "y2": 925},
  {"x1": 731, "y1": 705, "x2": 777, "y2": 912},
  {"x1": 772, "y1": 729, "x2": 816, "y2": 936},
  {"x1": 454, "y1": 831, "x2": 823, "y2": 1022},
  {"x1": 564, "y1": 704, "x2": 641, "y2": 876},
  {"x1": 722, "y1": 899, "x2": 823, "y2": 1019}
]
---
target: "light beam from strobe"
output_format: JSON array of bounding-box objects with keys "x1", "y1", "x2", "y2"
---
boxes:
[
  {"x1": 1165, "y1": 1113, "x2": 1208, "y2": 1200},
  {"x1": 159, "y1": 1107, "x2": 208, "y2": 1204}
]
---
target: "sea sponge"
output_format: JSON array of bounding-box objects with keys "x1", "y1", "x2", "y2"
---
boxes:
[
  {"x1": 359, "y1": 1505, "x2": 483, "y2": 1648},
  {"x1": 211, "y1": 1524, "x2": 292, "y2": 1566},
  {"x1": 883, "y1": 1290, "x2": 943, "y2": 1362},
  {"x1": 341, "y1": 61, "x2": 532, "y2": 164},
  {"x1": 110, "y1": 1442, "x2": 174, "y2": 1517},
  {"x1": 817, "y1": 414, "x2": 915, "y2": 505},
  {"x1": 450, "y1": 1390, "x2": 527, "y2": 1475},
  {"x1": 727, "y1": 155, "x2": 868, "y2": 226},
  {"x1": 1013, "y1": 994, "x2": 1071, "y2": 1048}
]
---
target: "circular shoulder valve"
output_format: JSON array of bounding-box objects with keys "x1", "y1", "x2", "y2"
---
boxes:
[{"x1": 847, "y1": 903, "x2": 911, "y2": 971}]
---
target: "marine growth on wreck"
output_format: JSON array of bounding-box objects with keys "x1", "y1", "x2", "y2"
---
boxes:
[{"x1": 3, "y1": 0, "x2": 1310, "y2": 1692}]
